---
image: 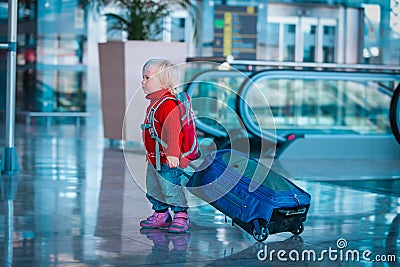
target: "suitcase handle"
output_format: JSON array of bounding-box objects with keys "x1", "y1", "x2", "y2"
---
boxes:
[
  {"x1": 181, "y1": 171, "x2": 192, "y2": 179},
  {"x1": 278, "y1": 207, "x2": 306, "y2": 216},
  {"x1": 181, "y1": 161, "x2": 199, "y2": 179}
]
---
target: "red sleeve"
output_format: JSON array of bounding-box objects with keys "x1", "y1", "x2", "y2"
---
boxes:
[{"x1": 156, "y1": 99, "x2": 181, "y2": 157}]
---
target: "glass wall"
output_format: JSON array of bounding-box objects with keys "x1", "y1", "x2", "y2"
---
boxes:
[{"x1": 0, "y1": 0, "x2": 87, "y2": 113}]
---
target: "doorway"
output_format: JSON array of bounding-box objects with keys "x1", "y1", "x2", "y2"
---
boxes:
[
  {"x1": 267, "y1": 15, "x2": 337, "y2": 63},
  {"x1": 265, "y1": 3, "x2": 361, "y2": 64}
]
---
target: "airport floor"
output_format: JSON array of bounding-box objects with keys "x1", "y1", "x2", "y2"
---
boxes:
[{"x1": 0, "y1": 116, "x2": 399, "y2": 266}]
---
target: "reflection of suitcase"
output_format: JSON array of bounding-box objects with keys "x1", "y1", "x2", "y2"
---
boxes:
[{"x1": 186, "y1": 149, "x2": 311, "y2": 241}]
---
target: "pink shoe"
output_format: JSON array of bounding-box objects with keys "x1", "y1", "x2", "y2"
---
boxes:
[
  {"x1": 168, "y1": 212, "x2": 191, "y2": 233},
  {"x1": 140, "y1": 211, "x2": 172, "y2": 229}
]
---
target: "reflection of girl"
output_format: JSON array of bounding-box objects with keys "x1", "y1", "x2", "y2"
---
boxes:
[{"x1": 139, "y1": 59, "x2": 190, "y2": 233}]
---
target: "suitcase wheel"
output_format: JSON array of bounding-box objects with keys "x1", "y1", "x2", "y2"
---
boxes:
[
  {"x1": 252, "y1": 219, "x2": 268, "y2": 242},
  {"x1": 291, "y1": 223, "x2": 304, "y2": 235}
]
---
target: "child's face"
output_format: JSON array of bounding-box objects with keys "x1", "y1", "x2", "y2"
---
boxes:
[{"x1": 142, "y1": 68, "x2": 163, "y2": 95}]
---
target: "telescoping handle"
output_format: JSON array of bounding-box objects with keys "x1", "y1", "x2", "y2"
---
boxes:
[
  {"x1": 180, "y1": 160, "x2": 200, "y2": 179},
  {"x1": 180, "y1": 168, "x2": 194, "y2": 188},
  {"x1": 181, "y1": 171, "x2": 192, "y2": 179}
]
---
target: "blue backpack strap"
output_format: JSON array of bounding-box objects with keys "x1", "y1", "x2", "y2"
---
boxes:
[
  {"x1": 181, "y1": 137, "x2": 198, "y2": 157},
  {"x1": 154, "y1": 136, "x2": 168, "y2": 170},
  {"x1": 177, "y1": 92, "x2": 191, "y2": 125},
  {"x1": 140, "y1": 123, "x2": 151, "y2": 130},
  {"x1": 145, "y1": 96, "x2": 175, "y2": 170}
]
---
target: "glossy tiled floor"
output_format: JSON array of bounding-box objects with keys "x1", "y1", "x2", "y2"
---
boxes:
[{"x1": 0, "y1": 116, "x2": 399, "y2": 266}]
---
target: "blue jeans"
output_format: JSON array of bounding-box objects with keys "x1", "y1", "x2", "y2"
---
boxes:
[{"x1": 146, "y1": 163, "x2": 188, "y2": 213}]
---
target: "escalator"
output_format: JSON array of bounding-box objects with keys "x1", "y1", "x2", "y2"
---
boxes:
[
  {"x1": 186, "y1": 68, "x2": 400, "y2": 161},
  {"x1": 236, "y1": 70, "x2": 400, "y2": 159}
]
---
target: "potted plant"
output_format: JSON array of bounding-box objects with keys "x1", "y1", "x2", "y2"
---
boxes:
[
  {"x1": 83, "y1": 0, "x2": 199, "y2": 142},
  {"x1": 84, "y1": 0, "x2": 198, "y2": 41}
]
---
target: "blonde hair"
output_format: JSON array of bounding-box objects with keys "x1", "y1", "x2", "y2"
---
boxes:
[{"x1": 142, "y1": 59, "x2": 182, "y2": 95}]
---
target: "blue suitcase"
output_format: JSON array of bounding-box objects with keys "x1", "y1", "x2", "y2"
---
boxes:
[{"x1": 186, "y1": 149, "x2": 311, "y2": 241}]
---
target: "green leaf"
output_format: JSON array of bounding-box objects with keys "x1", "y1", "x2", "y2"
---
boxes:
[{"x1": 83, "y1": 0, "x2": 199, "y2": 42}]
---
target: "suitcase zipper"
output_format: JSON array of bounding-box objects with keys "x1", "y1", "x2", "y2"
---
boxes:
[
  {"x1": 236, "y1": 176, "x2": 299, "y2": 207},
  {"x1": 294, "y1": 193, "x2": 300, "y2": 206},
  {"x1": 225, "y1": 192, "x2": 242, "y2": 208},
  {"x1": 212, "y1": 183, "x2": 243, "y2": 208}
]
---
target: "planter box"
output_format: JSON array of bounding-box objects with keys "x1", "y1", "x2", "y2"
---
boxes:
[{"x1": 98, "y1": 41, "x2": 187, "y2": 143}]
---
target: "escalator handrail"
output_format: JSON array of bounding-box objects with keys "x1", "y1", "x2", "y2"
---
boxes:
[
  {"x1": 390, "y1": 83, "x2": 400, "y2": 145},
  {"x1": 237, "y1": 70, "x2": 400, "y2": 144},
  {"x1": 242, "y1": 70, "x2": 400, "y2": 82},
  {"x1": 185, "y1": 69, "x2": 251, "y2": 95}
]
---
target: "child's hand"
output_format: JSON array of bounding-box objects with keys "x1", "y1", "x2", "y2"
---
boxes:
[{"x1": 166, "y1": 155, "x2": 179, "y2": 168}]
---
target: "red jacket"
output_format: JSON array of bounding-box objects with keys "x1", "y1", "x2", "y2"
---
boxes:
[{"x1": 142, "y1": 89, "x2": 182, "y2": 165}]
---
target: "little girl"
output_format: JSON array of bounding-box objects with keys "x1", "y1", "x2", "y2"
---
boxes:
[{"x1": 139, "y1": 59, "x2": 190, "y2": 233}]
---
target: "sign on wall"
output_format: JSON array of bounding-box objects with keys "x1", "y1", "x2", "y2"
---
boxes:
[{"x1": 213, "y1": 5, "x2": 258, "y2": 60}]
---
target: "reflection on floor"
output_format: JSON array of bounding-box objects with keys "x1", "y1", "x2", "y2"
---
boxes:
[{"x1": 0, "y1": 119, "x2": 399, "y2": 266}]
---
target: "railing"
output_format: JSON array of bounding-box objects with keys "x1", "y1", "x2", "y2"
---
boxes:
[
  {"x1": 227, "y1": 59, "x2": 400, "y2": 73},
  {"x1": 187, "y1": 56, "x2": 400, "y2": 73}
]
